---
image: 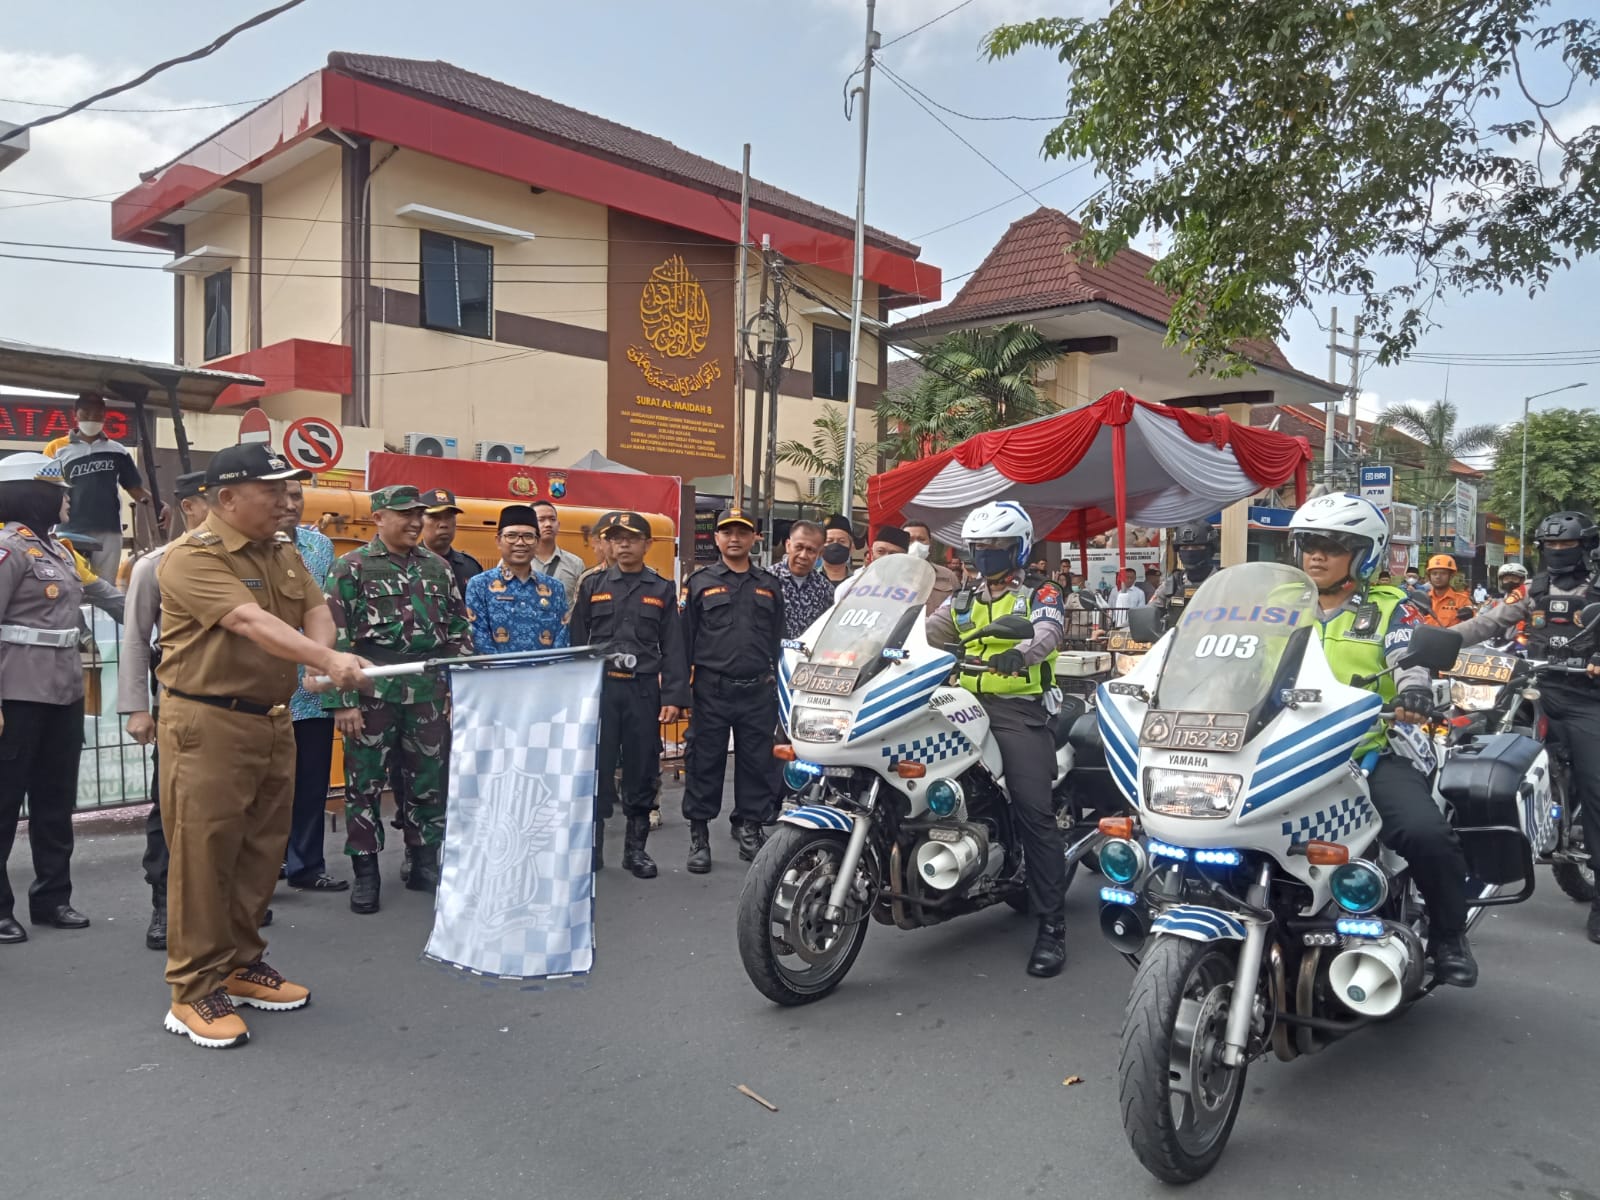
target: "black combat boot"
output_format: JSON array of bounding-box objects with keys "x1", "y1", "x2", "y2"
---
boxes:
[
  {"x1": 146, "y1": 882, "x2": 167, "y2": 951},
  {"x1": 735, "y1": 822, "x2": 763, "y2": 862},
  {"x1": 1586, "y1": 903, "x2": 1600, "y2": 946},
  {"x1": 594, "y1": 821, "x2": 605, "y2": 872},
  {"x1": 1431, "y1": 931, "x2": 1479, "y2": 987},
  {"x1": 1026, "y1": 918, "x2": 1067, "y2": 978},
  {"x1": 407, "y1": 845, "x2": 441, "y2": 893},
  {"x1": 399, "y1": 846, "x2": 414, "y2": 885},
  {"x1": 350, "y1": 854, "x2": 381, "y2": 914},
  {"x1": 687, "y1": 820, "x2": 711, "y2": 874},
  {"x1": 622, "y1": 814, "x2": 658, "y2": 879}
]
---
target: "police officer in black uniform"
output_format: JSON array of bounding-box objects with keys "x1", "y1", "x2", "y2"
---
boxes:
[
  {"x1": 681, "y1": 507, "x2": 785, "y2": 872},
  {"x1": 1150, "y1": 520, "x2": 1219, "y2": 624},
  {"x1": 571, "y1": 512, "x2": 686, "y2": 879},
  {"x1": 1451, "y1": 511, "x2": 1600, "y2": 944}
]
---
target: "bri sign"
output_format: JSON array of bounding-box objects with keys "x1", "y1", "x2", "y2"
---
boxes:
[{"x1": 1182, "y1": 605, "x2": 1305, "y2": 626}]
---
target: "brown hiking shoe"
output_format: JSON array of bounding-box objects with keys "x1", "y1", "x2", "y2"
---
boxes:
[
  {"x1": 164, "y1": 990, "x2": 249, "y2": 1049},
  {"x1": 224, "y1": 960, "x2": 311, "y2": 1011}
]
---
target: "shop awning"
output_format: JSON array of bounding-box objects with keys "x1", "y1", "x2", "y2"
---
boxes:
[
  {"x1": 0, "y1": 338, "x2": 263, "y2": 413},
  {"x1": 869, "y1": 389, "x2": 1311, "y2": 567}
]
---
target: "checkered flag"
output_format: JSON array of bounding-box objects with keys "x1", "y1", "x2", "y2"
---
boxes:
[{"x1": 424, "y1": 656, "x2": 603, "y2": 980}]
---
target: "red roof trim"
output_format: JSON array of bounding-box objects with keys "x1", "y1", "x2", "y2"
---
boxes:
[{"x1": 208, "y1": 338, "x2": 352, "y2": 409}]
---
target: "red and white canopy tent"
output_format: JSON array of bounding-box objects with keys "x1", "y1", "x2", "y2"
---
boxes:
[{"x1": 869, "y1": 389, "x2": 1313, "y2": 570}]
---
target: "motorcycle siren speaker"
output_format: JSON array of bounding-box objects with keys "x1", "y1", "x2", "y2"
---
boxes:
[
  {"x1": 1327, "y1": 938, "x2": 1411, "y2": 1018},
  {"x1": 1099, "y1": 901, "x2": 1149, "y2": 955},
  {"x1": 913, "y1": 833, "x2": 985, "y2": 891}
]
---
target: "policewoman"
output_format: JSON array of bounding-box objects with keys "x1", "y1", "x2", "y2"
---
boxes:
[
  {"x1": 925, "y1": 501, "x2": 1068, "y2": 978},
  {"x1": 570, "y1": 512, "x2": 687, "y2": 878},
  {"x1": 681, "y1": 507, "x2": 785, "y2": 872},
  {"x1": 0, "y1": 453, "x2": 90, "y2": 944}
]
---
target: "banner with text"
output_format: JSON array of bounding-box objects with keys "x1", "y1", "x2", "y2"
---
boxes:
[
  {"x1": 606, "y1": 211, "x2": 736, "y2": 478},
  {"x1": 426, "y1": 656, "x2": 603, "y2": 981},
  {"x1": 365, "y1": 453, "x2": 680, "y2": 524}
]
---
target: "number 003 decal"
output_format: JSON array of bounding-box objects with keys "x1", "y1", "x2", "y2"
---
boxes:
[{"x1": 1193, "y1": 633, "x2": 1259, "y2": 659}]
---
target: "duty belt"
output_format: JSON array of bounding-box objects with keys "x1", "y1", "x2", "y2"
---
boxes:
[
  {"x1": 701, "y1": 670, "x2": 775, "y2": 690},
  {"x1": 165, "y1": 687, "x2": 288, "y2": 717},
  {"x1": 0, "y1": 625, "x2": 79, "y2": 649}
]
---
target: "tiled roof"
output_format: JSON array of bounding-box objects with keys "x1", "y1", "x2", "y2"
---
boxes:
[
  {"x1": 327, "y1": 52, "x2": 919, "y2": 258},
  {"x1": 899, "y1": 207, "x2": 1295, "y2": 373},
  {"x1": 885, "y1": 357, "x2": 926, "y2": 395}
]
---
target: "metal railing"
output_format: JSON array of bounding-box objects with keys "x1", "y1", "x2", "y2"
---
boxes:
[{"x1": 75, "y1": 606, "x2": 152, "y2": 812}]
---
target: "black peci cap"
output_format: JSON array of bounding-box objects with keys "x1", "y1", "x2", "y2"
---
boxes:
[
  {"x1": 497, "y1": 504, "x2": 541, "y2": 532},
  {"x1": 873, "y1": 525, "x2": 911, "y2": 551}
]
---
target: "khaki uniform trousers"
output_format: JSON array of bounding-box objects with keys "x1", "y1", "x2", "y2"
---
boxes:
[{"x1": 158, "y1": 694, "x2": 296, "y2": 1005}]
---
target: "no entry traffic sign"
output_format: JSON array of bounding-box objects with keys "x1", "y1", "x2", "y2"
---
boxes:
[{"x1": 283, "y1": 416, "x2": 344, "y2": 473}]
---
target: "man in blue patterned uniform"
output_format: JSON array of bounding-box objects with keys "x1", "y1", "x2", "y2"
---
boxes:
[{"x1": 464, "y1": 504, "x2": 570, "y2": 654}]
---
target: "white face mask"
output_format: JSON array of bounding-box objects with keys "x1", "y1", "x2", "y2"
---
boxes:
[
  {"x1": 907, "y1": 540, "x2": 930, "y2": 560},
  {"x1": 77, "y1": 420, "x2": 104, "y2": 437}
]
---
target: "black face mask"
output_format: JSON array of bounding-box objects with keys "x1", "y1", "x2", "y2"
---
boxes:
[
  {"x1": 1177, "y1": 548, "x2": 1212, "y2": 572},
  {"x1": 1544, "y1": 545, "x2": 1588, "y2": 580},
  {"x1": 821, "y1": 543, "x2": 852, "y2": 566}
]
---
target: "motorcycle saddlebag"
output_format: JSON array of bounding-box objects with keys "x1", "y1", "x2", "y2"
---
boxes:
[{"x1": 1437, "y1": 732, "x2": 1542, "y2": 885}]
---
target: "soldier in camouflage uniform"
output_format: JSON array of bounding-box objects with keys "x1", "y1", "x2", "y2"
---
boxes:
[{"x1": 324, "y1": 485, "x2": 472, "y2": 914}]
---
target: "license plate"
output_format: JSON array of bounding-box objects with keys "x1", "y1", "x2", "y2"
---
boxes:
[
  {"x1": 793, "y1": 663, "x2": 859, "y2": 696},
  {"x1": 1447, "y1": 651, "x2": 1517, "y2": 684},
  {"x1": 1140, "y1": 710, "x2": 1249, "y2": 752},
  {"x1": 1107, "y1": 632, "x2": 1153, "y2": 652}
]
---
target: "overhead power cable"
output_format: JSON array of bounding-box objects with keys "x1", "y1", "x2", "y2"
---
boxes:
[{"x1": 0, "y1": 95, "x2": 264, "y2": 114}]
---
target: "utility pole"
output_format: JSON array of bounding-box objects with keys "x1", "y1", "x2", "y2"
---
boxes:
[
  {"x1": 840, "y1": 0, "x2": 878, "y2": 523},
  {"x1": 1347, "y1": 319, "x2": 1362, "y2": 479},
  {"x1": 1326, "y1": 309, "x2": 1363, "y2": 490},
  {"x1": 762, "y1": 248, "x2": 790, "y2": 545},
  {"x1": 748, "y1": 241, "x2": 774, "y2": 533},
  {"x1": 1324, "y1": 306, "x2": 1339, "y2": 486},
  {"x1": 731, "y1": 145, "x2": 751, "y2": 513}
]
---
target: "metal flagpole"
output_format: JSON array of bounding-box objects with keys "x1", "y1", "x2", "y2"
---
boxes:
[
  {"x1": 732, "y1": 145, "x2": 752, "y2": 512},
  {"x1": 310, "y1": 645, "x2": 632, "y2": 685},
  {"x1": 840, "y1": 0, "x2": 878, "y2": 524}
]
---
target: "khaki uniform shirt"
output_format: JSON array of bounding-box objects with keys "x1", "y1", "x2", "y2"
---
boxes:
[
  {"x1": 156, "y1": 513, "x2": 327, "y2": 708},
  {"x1": 0, "y1": 522, "x2": 87, "y2": 704}
]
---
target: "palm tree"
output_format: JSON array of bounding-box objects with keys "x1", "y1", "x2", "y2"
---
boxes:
[
  {"x1": 776, "y1": 405, "x2": 884, "y2": 515},
  {"x1": 1374, "y1": 399, "x2": 1501, "y2": 550},
  {"x1": 879, "y1": 323, "x2": 1061, "y2": 459}
]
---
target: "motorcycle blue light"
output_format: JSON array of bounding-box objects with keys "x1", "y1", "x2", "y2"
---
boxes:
[
  {"x1": 1100, "y1": 886, "x2": 1138, "y2": 906},
  {"x1": 783, "y1": 761, "x2": 821, "y2": 791},
  {"x1": 1335, "y1": 917, "x2": 1385, "y2": 939},
  {"x1": 1329, "y1": 860, "x2": 1388, "y2": 913},
  {"x1": 1147, "y1": 839, "x2": 1189, "y2": 861},
  {"x1": 926, "y1": 779, "x2": 962, "y2": 817},
  {"x1": 1100, "y1": 838, "x2": 1143, "y2": 884},
  {"x1": 1193, "y1": 848, "x2": 1244, "y2": 867}
]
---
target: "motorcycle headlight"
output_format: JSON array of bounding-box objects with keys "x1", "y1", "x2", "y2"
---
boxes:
[
  {"x1": 792, "y1": 706, "x2": 851, "y2": 744},
  {"x1": 1144, "y1": 769, "x2": 1243, "y2": 818},
  {"x1": 1450, "y1": 680, "x2": 1502, "y2": 712}
]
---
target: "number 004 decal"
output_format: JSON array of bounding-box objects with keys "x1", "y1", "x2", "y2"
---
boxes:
[
  {"x1": 836, "y1": 608, "x2": 882, "y2": 629},
  {"x1": 1193, "y1": 633, "x2": 1259, "y2": 659}
]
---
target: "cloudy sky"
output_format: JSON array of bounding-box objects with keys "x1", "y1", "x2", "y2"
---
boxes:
[{"x1": 2, "y1": 0, "x2": 1595, "y2": 463}]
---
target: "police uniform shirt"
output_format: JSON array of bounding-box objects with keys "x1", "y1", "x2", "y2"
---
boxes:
[
  {"x1": 683, "y1": 560, "x2": 785, "y2": 678},
  {"x1": 0, "y1": 522, "x2": 87, "y2": 704},
  {"x1": 117, "y1": 543, "x2": 171, "y2": 714},
  {"x1": 571, "y1": 565, "x2": 689, "y2": 706},
  {"x1": 441, "y1": 546, "x2": 483, "y2": 597},
  {"x1": 464, "y1": 564, "x2": 570, "y2": 653},
  {"x1": 926, "y1": 579, "x2": 1065, "y2": 671},
  {"x1": 157, "y1": 514, "x2": 325, "y2": 707},
  {"x1": 1453, "y1": 576, "x2": 1598, "y2": 667},
  {"x1": 1315, "y1": 588, "x2": 1429, "y2": 691}
]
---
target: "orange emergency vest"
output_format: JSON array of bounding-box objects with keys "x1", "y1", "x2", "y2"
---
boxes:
[{"x1": 1427, "y1": 586, "x2": 1474, "y2": 627}]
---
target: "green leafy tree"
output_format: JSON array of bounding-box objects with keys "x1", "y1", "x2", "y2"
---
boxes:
[
  {"x1": 985, "y1": 4, "x2": 1600, "y2": 371},
  {"x1": 1374, "y1": 400, "x2": 1501, "y2": 547},
  {"x1": 1487, "y1": 407, "x2": 1600, "y2": 535},
  {"x1": 776, "y1": 404, "x2": 884, "y2": 515},
  {"x1": 879, "y1": 323, "x2": 1060, "y2": 459}
]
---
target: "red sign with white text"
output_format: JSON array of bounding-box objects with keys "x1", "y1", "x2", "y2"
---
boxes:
[
  {"x1": 0, "y1": 399, "x2": 137, "y2": 444},
  {"x1": 364, "y1": 454, "x2": 682, "y2": 527}
]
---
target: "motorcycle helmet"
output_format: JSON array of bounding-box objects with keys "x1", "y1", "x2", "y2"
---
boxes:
[
  {"x1": 1427, "y1": 554, "x2": 1457, "y2": 573},
  {"x1": 1287, "y1": 494, "x2": 1389, "y2": 584},
  {"x1": 1171, "y1": 520, "x2": 1219, "y2": 573},
  {"x1": 1533, "y1": 510, "x2": 1598, "y2": 579},
  {"x1": 960, "y1": 501, "x2": 1034, "y2": 579},
  {"x1": 1497, "y1": 560, "x2": 1527, "y2": 582}
]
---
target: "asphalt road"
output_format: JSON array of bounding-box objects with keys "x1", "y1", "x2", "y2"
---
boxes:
[{"x1": 3, "y1": 799, "x2": 1598, "y2": 1200}]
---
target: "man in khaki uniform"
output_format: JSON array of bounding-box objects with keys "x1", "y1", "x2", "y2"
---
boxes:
[{"x1": 156, "y1": 444, "x2": 369, "y2": 1049}]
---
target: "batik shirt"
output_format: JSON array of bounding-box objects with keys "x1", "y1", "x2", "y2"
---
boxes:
[
  {"x1": 772, "y1": 560, "x2": 835, "y2": 639},
  {"x1": 324, "y1": 536, "x2": 472, "y2": 708},
  {"x1": 464, "y1": 564, "x2": 570, "y2": 655},
  {"x1": 288, "y1": 524, "x2": 336, "y2": 721}
]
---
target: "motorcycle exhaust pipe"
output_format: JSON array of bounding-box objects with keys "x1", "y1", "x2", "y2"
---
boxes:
[
  {"x1": 913, "y1": 830, "x2": 994, "y2": 891},
  {"x1": 1099, "y1": 902, "x2": 1148, "y2": 955},
  {"x1": 1327, "y1": 937, "x2": 1412, "y2": 1017}
]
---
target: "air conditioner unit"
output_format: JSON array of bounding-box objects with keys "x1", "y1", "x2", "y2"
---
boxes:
[
  {"x1": 404, "y1": 432, "x2": 458, "y2": 458},
  {"x1": 474, "y1": 440, "x2": 524, "y2": 464}
]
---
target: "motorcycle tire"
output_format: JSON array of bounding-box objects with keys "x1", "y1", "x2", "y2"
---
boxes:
[
  {"x1": 1552, "y1": 860, "x2": 1596, "y2": 904},
  {"x1": 1118, "y1": 935, "x2": 1248, "y2": 1185},
  {"x1": 736, "y1": 825, "x2": 870, "y2": 1007}
]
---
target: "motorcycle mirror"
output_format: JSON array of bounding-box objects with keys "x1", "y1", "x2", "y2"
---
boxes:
[
  {"x1": 969, "y1": 614, "x2": 1035, "y2": 642},
  {"x1": 1126, "y1": 606, "x2": 1163, "y2": 645},
  {"x1": 1401, "y1": 625, "x2": 1463, "y2": 671}
]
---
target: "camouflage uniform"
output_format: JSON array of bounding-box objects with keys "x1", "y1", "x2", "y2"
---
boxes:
[{"x1": 324, "y1": 519, "x2": 472, "y2": 856}]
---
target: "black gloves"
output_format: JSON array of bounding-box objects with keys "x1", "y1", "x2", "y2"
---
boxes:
[
  {"x1": 1395, "y1": 686, "x2": 1434, "y2": 719},
  {"x1": 989, "y1": 649, "x2": 1027, "y2": 677}
]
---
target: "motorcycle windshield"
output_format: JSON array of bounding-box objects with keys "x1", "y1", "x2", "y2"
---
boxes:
[
  {"x1": 1152, "y1": 563, "x2": 1319, "y2": 730},
  {"x1": 807, "y1": 556, "x2": 935, "y2": 674}
]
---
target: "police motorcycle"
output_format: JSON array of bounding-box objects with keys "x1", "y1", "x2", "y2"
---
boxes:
[
  {"x1": 735, "y1": 554, "x2": 1117, "y2": 1007},
  {"x1": 1091, "y1": 562, "x2": 1543, "y2": 1183},
  {"x1": 1436, "y1": 613, "x2": 1600, "y2": 903}
]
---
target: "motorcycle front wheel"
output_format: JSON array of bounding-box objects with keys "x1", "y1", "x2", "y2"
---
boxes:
[
  {"x1": 736, "y1": 825, "x2": 870, "y2": 1007},
  {"x1": 1551, "y1": 808, "x2": 1596, "y2": 903},
  {"x1": 1118, "y1": 935, "x2": 1248, "y2": 1185}
]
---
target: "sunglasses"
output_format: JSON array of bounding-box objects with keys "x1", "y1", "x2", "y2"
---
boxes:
[{"x1": 1295, "y1": 534, "x2": 1354, "y2": 557}]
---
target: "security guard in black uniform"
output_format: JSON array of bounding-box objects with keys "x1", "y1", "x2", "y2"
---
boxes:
[
  {"x1": 681, "y1": 507, "x2": 785, "y2": 872},
  {"x1": 571, "y1": 512, "x2": 686, "y2": 878},
  {"x1": 1150, "y1": 520, "x2": 1219, "y2": 624}
]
